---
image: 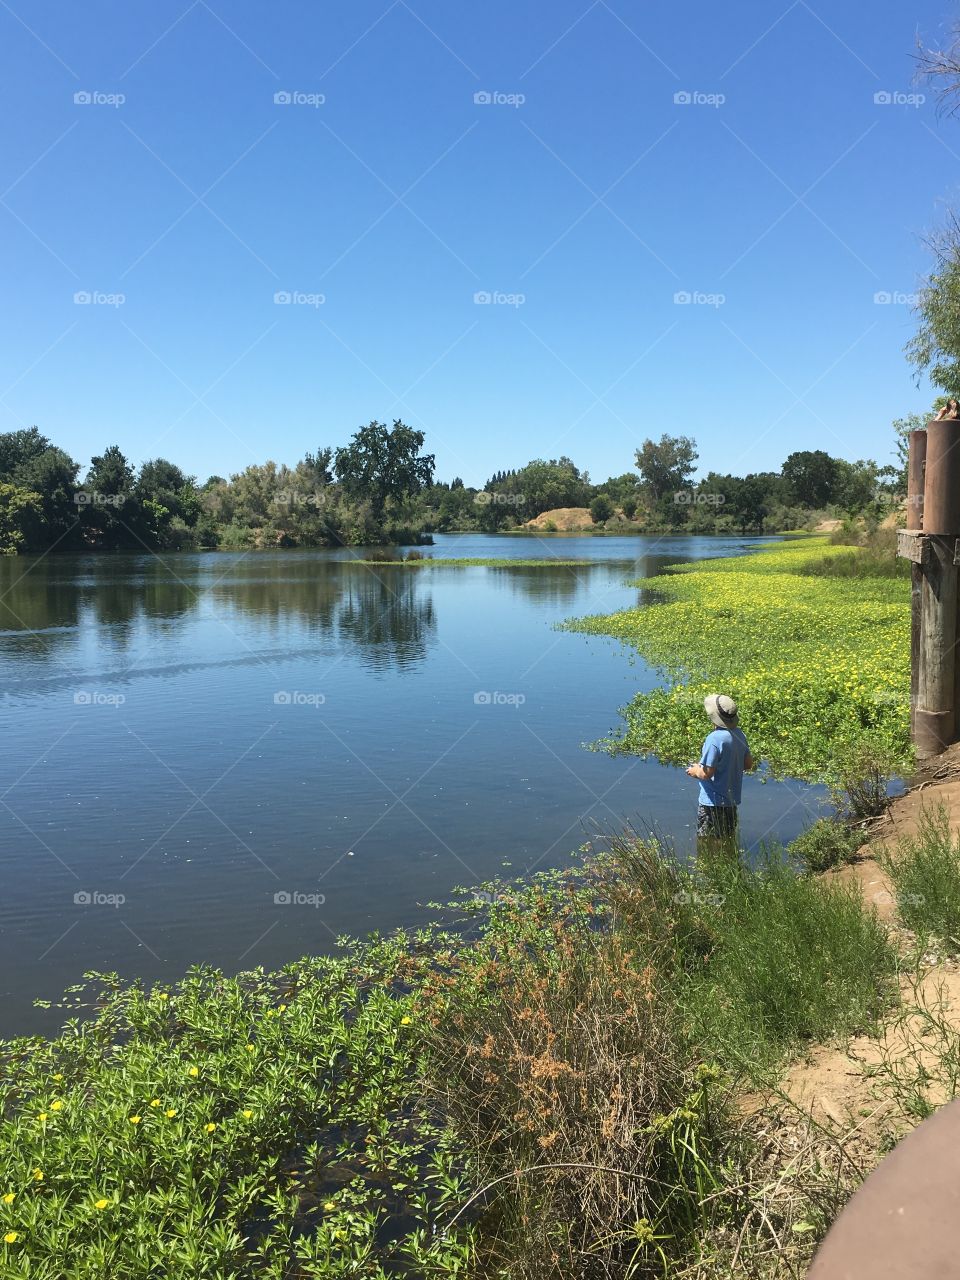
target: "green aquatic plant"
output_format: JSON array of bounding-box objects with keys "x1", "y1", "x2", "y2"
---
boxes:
[{"x1": 565, "y1": 537, "x2": 911, "y2": 781}]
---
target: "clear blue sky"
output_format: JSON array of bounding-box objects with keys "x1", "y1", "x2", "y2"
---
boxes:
[{"x1": 0, "y1": 0, "x2": 954, "y2": 487}]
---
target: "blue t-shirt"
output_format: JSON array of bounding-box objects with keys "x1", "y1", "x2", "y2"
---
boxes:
[{"x1": 698, "y1": 727, "x2": 750, "y2": 807}]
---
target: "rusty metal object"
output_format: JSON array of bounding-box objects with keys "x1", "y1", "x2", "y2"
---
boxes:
[
  {"x1": 906, "y1": 429, "x2": 926, "y2": 530},
  {"x1": 920, "y1": 421, "x2": 960, "y2": 534},
  {"x1": 915, "y1": 535, "x2": 958, "y2": 756},
  {"x1": 807, "y1": 1098, "x2": 960, "y2": 1278}
]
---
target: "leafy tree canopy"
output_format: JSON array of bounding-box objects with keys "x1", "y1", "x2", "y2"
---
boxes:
[
  {"x1": 634, "y1": 435, "x2": 698, "y2": 501},
  {"x1": 335, "y1": 421, "x2": 435, "y2": 524}
]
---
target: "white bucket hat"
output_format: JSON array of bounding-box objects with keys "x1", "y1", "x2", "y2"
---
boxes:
[{"x1": 704, "y1": 693, "x2": 738, "y2": 728}]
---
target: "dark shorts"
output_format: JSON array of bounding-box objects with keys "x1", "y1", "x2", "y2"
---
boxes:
[{"x1": 697, "y1": 804, "x2": 738, "y2": 839}]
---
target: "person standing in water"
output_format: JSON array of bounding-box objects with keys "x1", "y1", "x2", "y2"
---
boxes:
[{"x1": 685, "y1": 693, "x2": 754, "y2": 846}]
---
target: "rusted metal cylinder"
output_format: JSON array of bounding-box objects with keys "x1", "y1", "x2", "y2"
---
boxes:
[
  {"x1": 920, "y1": 420, "x2": 960, "y2": 534},
  {"x1": 808, "y1": 1099, "x2": 960, "y2": 1278},
  {"x1": 916, "y1": 534, "x2": 958, "y2": 756},
  {"x1": 906, "y1": 429, "x2": 926, "y2": 529}
]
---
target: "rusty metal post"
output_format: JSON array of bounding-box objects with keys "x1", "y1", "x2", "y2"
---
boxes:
[
  {"x1": 922, "y1": 420, "x2": 960, "y2": 534},
  {"x1": 906, "y1": 429, "x2": 926, "y2": 530},
  {"x1": 914, "y1": 420, "x2": 960, "y2": 755},
  {"x1": 906, "y1": 431, "x2": 926, "y2": 737}
]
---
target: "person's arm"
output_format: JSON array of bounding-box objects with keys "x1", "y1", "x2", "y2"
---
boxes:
[
  {"x1": 686, "y1": 762, "x2": 716, "y2": 780},
  {"x1": 686, "y1": 738, "x2": 720, "y2": 781},
  {"x1": 744, "y1": 752, "x2": 756, "y2": 772}
]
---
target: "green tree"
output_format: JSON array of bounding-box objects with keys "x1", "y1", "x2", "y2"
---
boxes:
[
  {"x1": 781, "y1": 450, "x2": 839, "y2": 508},
  {"x1": 597, "y1": 471, "x2": 641, "y2": 506},
  {"x1": 335, "y1": 421, "x2": 435, "y2": 525},
  {"x1": 0, "y1": 483, "x2": 43, "y2": 553},
  {"x1": 589, "y1": 493, "x2": 614, "y2": 523},
  {"x1": 510, "y1": 457, "x2": 591, "y2": 518},
  {"x1": 906, "y1": 208, "x2": 960, "y2": 393},
  {"x1": 14, "y1": 445, "x2": 80, "y2": 550},
  {"x1": 635, "y1": 435, "x2": 698, "y2": 501},
  {"x1": 0, "y1": 427, "x2": 50, "y2": 479},
  {"x1": 81, "y1": 446, "x2": 140, "y2": 549},
  {"x1": 731, "y1": 475, "x2": 768, "y2": 533},
  {"x1": 833, "y1": 459, "x2": 879, "y2": 511}
]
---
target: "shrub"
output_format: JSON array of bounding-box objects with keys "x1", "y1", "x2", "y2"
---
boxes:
[
  {"x1": 419, "y1": 880, "x2": 733, "y2": 1279},
  {"x1": 879, "y1": 806, "x2": 960, "y2": 949},
  {"x1": 788, "y1": 819, "x2": 862, "y2": 873},
  {"x1": 828, "y1": 742, "x2": 898, "y2": 821},
  {"x1": 589, "y1": 494, "x2": 614, "y2": 524}
]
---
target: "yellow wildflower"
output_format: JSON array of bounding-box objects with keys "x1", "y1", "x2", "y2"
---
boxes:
[
  {"x1": 323, "y1": 1201, "x2": 337, "y2": 1212},
  {"x1": 50, "y1": 1101, "x2": 63, "y2": 1112},
  {"x1": 37, "y1": 1113, "x2": 47, "y2": 1123},
  {"x1": 1, "y1": 1194, "x2": 13, "y2": 1205},
  {"x1": 4, "y1": 1231, "x2": 18, "y2": 1244},
  {"x1": 241, "y1": 1109, "x2": 253, "y2": 1119},
  {"x1": 205, "y1": 1122, "x2": 217, "y2": 1134},
  {"x1": 149, "y1": 1099, "x2": 161, "y2": 1108},
  {"x1": 129, "y1": 1115, "x2": 141, "y2": 1125},
  {"x1": 187, "y1": 1067, "x2": 199, "y2": 1078},
  {"x1": 32, "y1": 1170, "x2": 43, "y2": 1182},
  {"x1": 165, "y1": 1109, "x2": 177, "y2": 1118},
  {"x1": 94, "y1": 1198, "x2": 110, "y2": 1211},
  {"x1": 400, "y1": 1016, "x2": 412, "y2": 1025}
]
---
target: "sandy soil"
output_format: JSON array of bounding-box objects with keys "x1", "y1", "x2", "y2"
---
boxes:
[{"x1": 523, "y1": 507, "x2": 596, "y2": 530}]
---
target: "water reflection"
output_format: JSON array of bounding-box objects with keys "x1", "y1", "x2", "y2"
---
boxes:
[
  {"x1": 0, "y1": 553, "x2": 623, "y2": 673},
  {"x1": 335, "y1": 570, "x2": 436, "y2": 669}
]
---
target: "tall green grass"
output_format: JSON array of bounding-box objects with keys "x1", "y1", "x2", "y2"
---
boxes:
[
  {"x1": 880, "y1": 806, "x2": 960, "y2": 949},
  {"x1": 601, "y1": 835, "x2": 896, "y2": 1071}
]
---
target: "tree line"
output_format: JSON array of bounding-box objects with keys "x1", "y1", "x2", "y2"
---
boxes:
[{"x1": 0, "y1": 417, "x2": 906, "y2": 554}]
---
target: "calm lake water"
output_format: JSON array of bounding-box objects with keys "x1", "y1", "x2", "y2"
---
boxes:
[{"x1": 0, "y1": 534, "x2": 824, "y2": 1035}]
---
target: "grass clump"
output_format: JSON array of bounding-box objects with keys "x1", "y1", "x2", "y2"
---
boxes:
[
  {"x1": 787, "y1": 819, "x2": 862, "y2": 873},
  {"x1": 601, "y1": 835, "x2": 896, "y2": 1071},
  {"x1": 880, "y1": 805, "x2": 960, "y2": 950}
]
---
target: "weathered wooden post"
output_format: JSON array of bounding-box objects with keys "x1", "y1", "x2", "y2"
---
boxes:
[{"x1": 898, "y1": 421, "x2": 960, "y2": 756}]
